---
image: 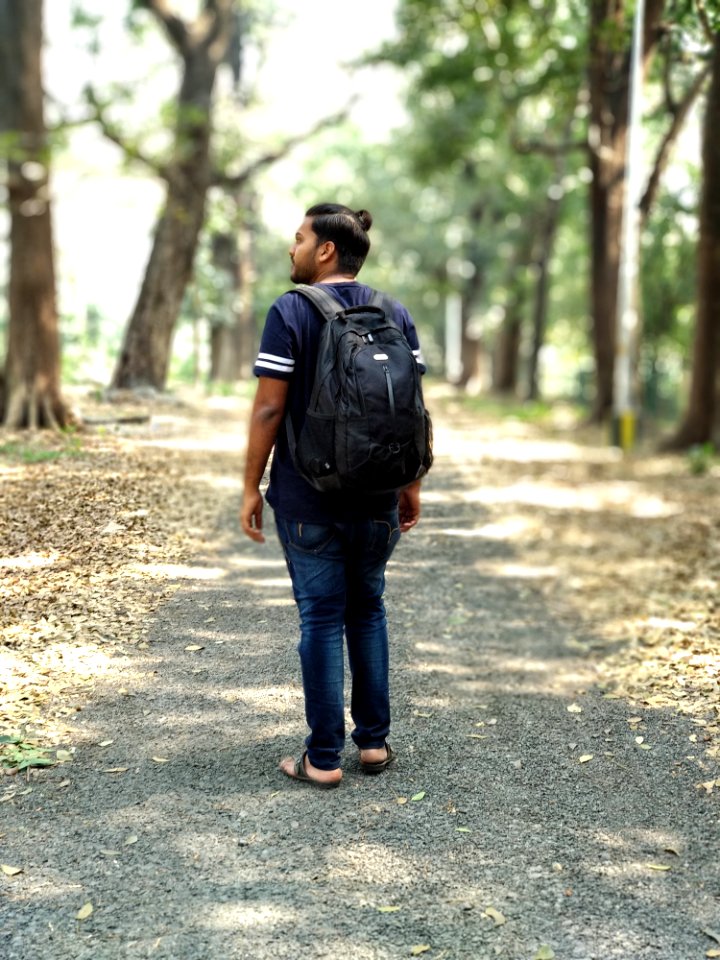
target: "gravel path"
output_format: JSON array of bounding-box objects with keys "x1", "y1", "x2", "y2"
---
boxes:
[{"x1": 1, "y1": 409, "x2": 718, "y2": 960}]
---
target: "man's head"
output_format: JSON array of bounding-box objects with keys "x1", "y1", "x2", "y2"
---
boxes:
[{"x1": 290, "y1": 203, "x2": 373, "y2": 284}]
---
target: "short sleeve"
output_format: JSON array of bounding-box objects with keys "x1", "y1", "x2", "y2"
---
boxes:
[
  {"x1": 394, "y1": 303, "x2": 427, "y2": 375},
  {"x1": 253, "y1": 302, "x2": 296, "y2": 380}
]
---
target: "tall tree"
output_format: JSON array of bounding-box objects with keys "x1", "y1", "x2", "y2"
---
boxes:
[
  {"x1": 110, "y1": 0, "x2": 235, "y2": 391},
  {"x1": 0, "y1": 0, "x2": 70, "y2": 428},
  {"x1": 664, "y1": 24, "x2": 720, "y2": 448},
  {"x1": 370, "y1": 0, "x2": 589, "y2": 390},
  {"x1": 587, "y1": 0, "x2": 666, "y2": 421}
]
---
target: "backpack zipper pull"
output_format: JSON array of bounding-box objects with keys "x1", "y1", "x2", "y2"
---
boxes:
[{"x1": 383, "y1": 364, "x2": 396, "y2": 419}]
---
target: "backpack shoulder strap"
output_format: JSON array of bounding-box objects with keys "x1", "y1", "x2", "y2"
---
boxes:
[
  {"x1": 292, "y1": 283, "x2": 343, "y2": 321},
  {"x1": 369, "y1": 288, "x2": 398, "y2": 327}
]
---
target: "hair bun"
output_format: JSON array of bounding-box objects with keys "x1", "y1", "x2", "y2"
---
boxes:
[{"x1": 355, "y1": 209, "x2": 373, "y2": 231}]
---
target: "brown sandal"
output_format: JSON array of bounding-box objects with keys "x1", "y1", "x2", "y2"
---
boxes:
[
  {"x1": 280, "y1": 752, "x2": 341, "y2": 789},
  {"x1": 359, "y1": 743, "x2": 396, "y2": 774}
]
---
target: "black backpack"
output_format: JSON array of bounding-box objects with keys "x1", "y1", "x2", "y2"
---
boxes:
[{"x1": 285, "y1": 284, "x2": 433, "y2": 494}]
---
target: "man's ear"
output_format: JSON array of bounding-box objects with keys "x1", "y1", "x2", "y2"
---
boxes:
[{"x1": 317, "y1": 240, "x2": 336, "y2": 263}]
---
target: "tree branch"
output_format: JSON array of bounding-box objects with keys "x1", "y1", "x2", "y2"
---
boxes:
[
  {"x1": 695, "y1": 0, "x2": 716, "y2": 44},
  {"x1": 199, "y1": 0, "x2": 235, "y2": 62},
  {"x1": 137, "y1": 0, "x2": 190, "y2": 56},
  {"x1": 212, "y1": 101, "x2": 355, "y2": 190},
  {"x1": 640, "y1": 62, "x2": 711, "y2": 222},
  {"x1": 83, "y1": 85, "x2": 169, "y2": 179},
  {"x1": 511, "y1": 135, "x2": 588, "y2": 156}
]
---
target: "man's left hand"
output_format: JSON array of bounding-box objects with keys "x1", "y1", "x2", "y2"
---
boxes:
[{"x1": 241, "y1": 489, "x2": 266, "y2": 542}]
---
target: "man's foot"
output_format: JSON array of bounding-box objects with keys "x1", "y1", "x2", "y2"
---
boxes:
[
  {"x1": 359, "y1": 743, "x2": 396, "y2": 774},
  {"x1": 279, "y1": 752, "x2": 342, "y2": 789}
]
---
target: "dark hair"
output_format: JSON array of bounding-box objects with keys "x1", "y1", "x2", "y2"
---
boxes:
[{"x1": 305, "y1": 203, "x2": 373, "y2": 275}]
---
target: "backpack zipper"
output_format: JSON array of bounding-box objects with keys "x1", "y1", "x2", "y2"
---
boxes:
[{"x1": 383, "y1": 364, "x2": 396, "y2": 419}]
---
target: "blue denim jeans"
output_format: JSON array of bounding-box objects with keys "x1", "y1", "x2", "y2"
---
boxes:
[{"x1": 276, "y1": 510, "x2": 401, "y2": 771}]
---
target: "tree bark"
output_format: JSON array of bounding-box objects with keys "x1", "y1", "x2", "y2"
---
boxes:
[
  {"x1": 586, "y1": 0, "x2": 665, "y2": 422},
  {"x1": 207, "y1": 196, "x2": 256, "y2": 383},
  {"x1": 493, "y1": 236, "x2": 533, "y2": 395},
  {"x1": 526, "y1": 205, "x2": 558, "y2": 403},
  {"x1": 0, "y1": 0, "x2": 70, "y2": 428},
  {"x1": 662, "y1": 32, "x2": 720, "y2": 450},
  {"x1": 456, "y1": 198, "x2": 487, "y2": 388},
  {"x1": 493, "y1": 305, "x2": 523, "y2": 395},
  {"x1": 111, "y1": 0, "x2": 233, "y2": 391}
]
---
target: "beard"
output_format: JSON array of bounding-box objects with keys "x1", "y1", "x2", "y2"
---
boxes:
[{"x1": 290, "y1": 260, "x2": 314, "y2": 284}]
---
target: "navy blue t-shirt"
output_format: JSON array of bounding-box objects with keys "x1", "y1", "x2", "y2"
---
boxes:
[{"x1": 253, "y1": 281, "x2": 426, "y2": 523}]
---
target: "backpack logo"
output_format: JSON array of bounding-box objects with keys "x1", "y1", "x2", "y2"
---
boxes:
[{"x1": 286, "y1": 285, "x2": 433, "y2": 494}]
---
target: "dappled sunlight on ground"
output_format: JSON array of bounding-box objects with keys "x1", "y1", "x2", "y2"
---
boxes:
[
  {"x1": 2, "y1": 389, "x2": 718, "y2": 778},
  {"x1": 199, "y1": 902, "x2": 295, "y2": 930},
  {"x1": 0, "y1": 551, "x2": 59, "y2": 569},
  {"x1": 462, "y1": 480, "x2": 679, "y2": 517},
  {"x1": 129, "y1": 563, "x2": 230, "y2": 581}
]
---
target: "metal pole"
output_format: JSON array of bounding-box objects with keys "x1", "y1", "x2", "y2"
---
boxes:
[{"x1": 612, "y1": 0, "x2": 645, "y2": 451}]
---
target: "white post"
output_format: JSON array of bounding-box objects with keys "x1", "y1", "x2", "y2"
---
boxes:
[
  {"x1": 445, "y1": 292, "x2": 463, "y2": 384},
  {"x1": 613, "y1": 0, "x2": 645, "y2": 451}
]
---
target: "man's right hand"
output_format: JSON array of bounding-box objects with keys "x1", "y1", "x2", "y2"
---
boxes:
[
  {"x1": 240, "y1": 488, "x2": 266, "y2": 543},
  {"x1": 398, "y1": 480, "x2": 421, "y2": 533}
]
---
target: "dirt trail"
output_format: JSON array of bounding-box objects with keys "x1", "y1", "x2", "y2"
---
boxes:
[{"x1": 1, "y1": 392, "x2": 718, "y2": 960}]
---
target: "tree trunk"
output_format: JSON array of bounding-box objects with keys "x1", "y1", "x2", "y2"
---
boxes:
[
  {"x1": 235, "y1": 208, "x2": 257, "y2": 379},
  {"x1": 208, "y1": 231, "x2": 239, "y2": 382},
  {"x1": 111, "y1": 2, "x2": 233, "y2": 391},
  {"x1": 662, "y1": 32, "x2": 720, "y2": 450},
  {"x1": 586, "y1": 0, "x2": 665, "y2": 422},
  {"x1": 455, "y1": 199, "x2": 486, "y2": 388},
  {"x1": 493, "y1": 237, "x2": 533, "y2": 395},
  {"x1": 0, "y1": 0, "x2": 70, "y2": 429},
  {"x1": 207, "y1": 205, "x2": 257, "y2": 383},
  {"x1": 493, "y1": 307, "x2": 523, "y2": 395}
]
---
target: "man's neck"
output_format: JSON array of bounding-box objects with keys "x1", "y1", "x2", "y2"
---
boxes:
[{"x1": 315, "y1": 271, "x2": 356, "y2": 284}]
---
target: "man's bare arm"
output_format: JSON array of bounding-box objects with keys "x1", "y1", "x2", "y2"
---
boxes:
[{"x1": 240, "y1": 377, "x2": 289, "y2": 543}]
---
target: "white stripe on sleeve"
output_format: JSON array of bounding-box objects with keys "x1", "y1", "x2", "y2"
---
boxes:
[{"x1": 255, "y1": 352, "x2": 295, "y2": 374}]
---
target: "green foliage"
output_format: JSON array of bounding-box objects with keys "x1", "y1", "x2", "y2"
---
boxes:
[
  {"x1": 641, "y1": 192, "x2": 697, "y2": 355},
  {"x1": 0, "y1": 735, "x2": 55, "y2": 772},
  {"x1": 687, "y1": 442, "x2": 715, "y2": 476}
]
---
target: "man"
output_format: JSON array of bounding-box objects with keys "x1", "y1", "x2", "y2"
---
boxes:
[{"x1": 240, "y1": 203, "x2": 425, "y2": 789}]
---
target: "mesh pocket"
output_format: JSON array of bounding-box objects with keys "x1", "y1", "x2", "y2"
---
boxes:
[{"x1": 296, "y1": 413, "x2": 336, "y2": 481}]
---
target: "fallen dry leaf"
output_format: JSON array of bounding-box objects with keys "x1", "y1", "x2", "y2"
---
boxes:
[
  {"x1": 483, "y1": 906, "x2": 506, "y2": 926},
  {"x1": 76, "y1": 902, "x2": 93, "y2": 921},
  {"x1": 1, "y1": 864, "x2": 23, "y2": 877}
]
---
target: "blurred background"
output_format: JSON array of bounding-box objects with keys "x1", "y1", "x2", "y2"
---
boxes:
[{"x1": 0, "y1": 0, "x2": 717, "y2": 451}]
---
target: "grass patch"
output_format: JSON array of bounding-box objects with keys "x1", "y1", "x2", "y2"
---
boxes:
[
  {"x1": 0, "y1": 435, "x2": 84, "y2": 464},
  {"x1": 438, "y1": 391, "x2": 567, "y2": 425}
]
